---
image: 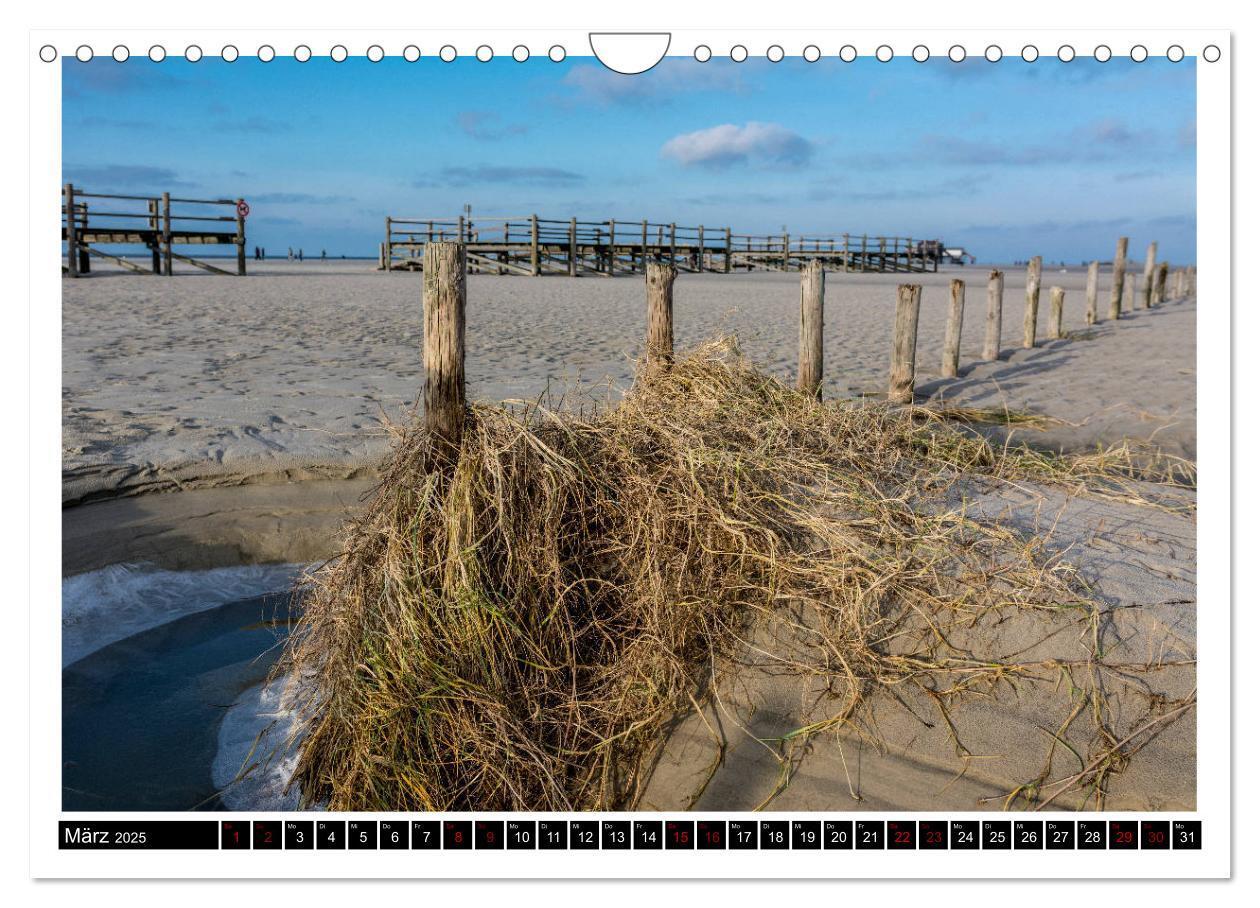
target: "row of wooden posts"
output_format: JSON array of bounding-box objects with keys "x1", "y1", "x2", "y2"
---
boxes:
[{"x1": 418, "y1": 239, "x2": 1195, "y2": 450}]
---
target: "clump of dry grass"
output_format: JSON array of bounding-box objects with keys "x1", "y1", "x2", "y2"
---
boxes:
[{"x1": 276, "y1": 337, "x2": 1191, "y2": 811}]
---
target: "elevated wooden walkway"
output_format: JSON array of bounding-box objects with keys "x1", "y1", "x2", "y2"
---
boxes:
[
  {"x1": 62, "y1": 184, "x2": 247, "y2": 277},
  {"x1": 383, "y1": 215, "x2": 940, "y2": 276}
]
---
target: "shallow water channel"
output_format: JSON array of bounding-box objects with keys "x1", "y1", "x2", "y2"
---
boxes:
[{"x1": 62, "y1": 580, "x2": 297, "y2": 811}]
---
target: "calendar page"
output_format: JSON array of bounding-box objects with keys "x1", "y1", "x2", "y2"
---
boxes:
[{"x1": 23, "y1": 1, "x2": 1233, "y2": 885}]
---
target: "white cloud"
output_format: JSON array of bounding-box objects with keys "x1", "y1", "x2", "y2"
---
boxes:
[{"x1": 661, "y1": 122, "x2": 813, "y2": 170}]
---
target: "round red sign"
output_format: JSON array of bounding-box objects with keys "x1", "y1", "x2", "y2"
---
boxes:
[{"x1": 236, "y1": 200, "x2": 250, "y2": 218}]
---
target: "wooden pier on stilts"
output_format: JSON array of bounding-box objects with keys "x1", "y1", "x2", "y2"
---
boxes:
[
  {"x1": 383, "y1": 214, "x2": 940, "y2": 276},
  {"x1": 62, "y1": 183, "x2": 248, "y2": 277}
]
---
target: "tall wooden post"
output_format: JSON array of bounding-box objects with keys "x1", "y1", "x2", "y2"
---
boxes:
[
  {"x1": 148, "y1": 199, "x2": 161, "y2": 274},
  {"x1": 645, "y1": 262, "x2": 676, "y2": 366},
  {"x1": 1123, "y1": 275, "x2": 1135, "y2": 313},
  {"x1": 860, "y1": 234, "x2": 868, "y2": 272},
  {"x1": 1109, "y1": 236, "x2": 1128, "y2": 320},
  {"x1": 697, "y1": 225, "x2": 705, "y2": 272},
  {"x1": 235, "y1": 199, "x2": 247, "y2": 276},
  {"x1": 941, "y1": 278, "x2": 965, "y2": 378},
  {"x1": 568, "y1": 218, "x2": 578, "y2": 277},
  {"x1": 797, "y1": 260, "x2": 825, "y2": 399},
  {"x1": 1023, "y1": 256, "x2": 1042, "y2": 348},
  {"x1": 982, "y1": 269, "x2": 1004, "y2": 361},
  {"x1": 422, "y1": 242, "x2": 467, "y2": 456},
  {"x1": 781, "y1": 233, "x2": 790, "y2": 271},
  {"x1": 669, "y1": 223, "x2": 677, "y2": 266},
  {"x1": 1049, "y1": 287, "x2": 1065, "y2": 339},
  {"x1": 1187, "y1": 265, "x2": 1196, "y2": 297},
  {"x1": 1085, "y1": 260, "x2": 1100, "y2": 325},
  {"x1": 64, "y1": 183, "x2": 79, "y2": 277},
  {"x1": 888, "y1": 284, "x2": 922, "y2": 405},
  {"x1": 1156, "y1": 262, "x2": 1169, "y2": 303},
  {"x1": 161, "y1": 191, "x2": 172, "y2": 276},
  {"x1": 608, "y1": 219, "x2": 617, "y2": 273},
  {"x1": 530, "y1": 214, "x2": 540, "y2": 276},
  {"x1": 724, "y1": 227, "x2": 732, "y2": 273},
  {"x1": 1142, "y1": 241, "x2": 1158, "y2": 308},
  {"x1": 78, "y1": 204, "x2": 91, "y2": 274}
]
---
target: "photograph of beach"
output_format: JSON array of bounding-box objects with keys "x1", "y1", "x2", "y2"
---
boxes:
[{"x1": 59, "y1": 50, "x2": 1197, "y2": 815}]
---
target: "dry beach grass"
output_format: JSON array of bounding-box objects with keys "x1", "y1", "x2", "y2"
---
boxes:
[{"x1": 276, "y1": 339, "x2": 1194, "y2": 812}]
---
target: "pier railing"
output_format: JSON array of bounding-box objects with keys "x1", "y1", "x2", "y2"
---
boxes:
[
  {"x1": 61, "y1": 183, "x2": 247, "y2": 277},
  {"x1": 384, "y1": 215, "x2": 939, "y2": 276}
]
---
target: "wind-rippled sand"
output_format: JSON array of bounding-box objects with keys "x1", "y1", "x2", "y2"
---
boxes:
[{"x1": 62, "y1": 261, "x2": 1195, "y2": 502}]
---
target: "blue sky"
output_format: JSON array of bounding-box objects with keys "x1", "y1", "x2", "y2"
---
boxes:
[{"x1": 62, "y1": 55, "x2": 1196, "y2": 263}]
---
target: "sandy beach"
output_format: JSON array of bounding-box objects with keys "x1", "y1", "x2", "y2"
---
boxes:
[
  {"x1": 63, "y1": 262, "x2": 1199, "y2": 813},
  {"x1": 63, "y1": 262, "x2": 1196, "y2": 506}
]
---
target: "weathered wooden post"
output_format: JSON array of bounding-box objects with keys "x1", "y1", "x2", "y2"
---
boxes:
[
  {"x1": 1187, "y1": 265, "x2": 1196, "y2": 297},
  {"x1": 645, "y1": 261, "x2": 676, "y2": 366},
  {"x1": 378, "y1": 242, "x2": 386, "y2": 270},
  {"x1": 1108, "y1": 236, "x2": 1128, "y2": 320},
  {"x1": 797, "y1": 259, "x2": 825, "y2": 399},
  {"x1": 1156, "y1": 262, "x2": 1169, "y2": 303},
  {"x1": 568, "y1": 217, "x2": 578, "y2": 277},
  {"x1": 383, "y1": 218, "x2": 394, "y2": 271},
  {"x1": 888, "y1": 284, "x2": 922, "y2": 405},
  {"x1": 669, "y1": 223, "x2": 677, "y2": 266},
  {"x1": 1123, "y1": 276, "x2": 1135, "y2": 313},
  {"x1": 982, "y1": 269, "x2": 1004, "y2": 361},
  {"x1": 64, "y1": 183, "x2": 79, "y2": 277},
  {"x1": 1049, "y1": 286, "x2": 1065, "y2": 339},
  {"x1": 530, "y1": 214, "x2": 540, "y2": 276},
  {"x1": 161, "y1": 191, "x2": 172, "y2": 276},
  {"x1": 842, "y1": 233, "x2": 851, "y2": 272},
  {"x1": 1023, "y1": 256, "x2": 1042, "y2": 348},
  {"x1": 608, "y1": 219, "x2": 617, "y2": 273},
  {"x1": 148, "y1": 199, "x2": 161, "y2": 275},
  {"x1": 781, "y1": 233, "x2": 790, "y2": 271},
  {"x1": 941, "y1": 278, "x2": 965, "y2": 377},
  {"x1": 860, "y1": 234, "x2": 868, "y2": 272},
  {"x1": 1085, "y1": 260, "x2": 1100, "y2": 325},
  {"x1": 78, "y1": 203, "x2": 91, "y2": 274},
  {"x1": 235, "y1": 198, "x2": 247, "y2": 276},
  {"x1": 422, "y1": 242, "x2": 467, "y2": 456},
  {"x1": 1142, "y1": 241, "x2": 1158, "y2": 308},
  {"x1": 1173, "y1": 269, "x2": 1185, "y2": 300},
  {"x1": 724, "y1": 227, "x2": 732, "y2": 273}
]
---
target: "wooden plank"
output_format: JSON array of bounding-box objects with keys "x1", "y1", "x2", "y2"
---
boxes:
[
  {"x1": 466, "y1": 250, "x2": 535, "y2": 276},
  {"x1": 85, "y1": 245, "x2": 154, "y2": 274},
  {"x1": 169, "y1": 249, "x2": 234, "y2": 275}
]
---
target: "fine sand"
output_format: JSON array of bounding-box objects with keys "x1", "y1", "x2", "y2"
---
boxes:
[
  {"x1": 63, "y1": 261, "x2": 1196, "y2": 505},
  {"x1": 64, "y1": 261, "x2": 1198, "y2": 812}
]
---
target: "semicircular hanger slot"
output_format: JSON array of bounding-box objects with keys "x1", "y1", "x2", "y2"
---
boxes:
[{"x1": 589, "y1": 32, "x2": 672, "y2": 74}]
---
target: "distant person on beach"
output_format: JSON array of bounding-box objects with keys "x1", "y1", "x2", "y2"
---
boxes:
[
  {"x1": 321, "y1": 249, "x2": 326, "y2": 261},
  {"x1": 261, "y1": 247, "x2": 266, "y2": 260},
  {"x1": 299, "y1": 249, "x2": 304, "y2": 262},
  {"x1": 288, "y1": 247, "x2": 294, "y2": 262}
]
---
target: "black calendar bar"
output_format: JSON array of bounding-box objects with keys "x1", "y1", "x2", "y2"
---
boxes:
[
  {"x1": 59, "y1": 821, "x2": 218, "y2": 850},
  {"x1": 56, "y1": 818, "x2": 1203, "y2": 851}
]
